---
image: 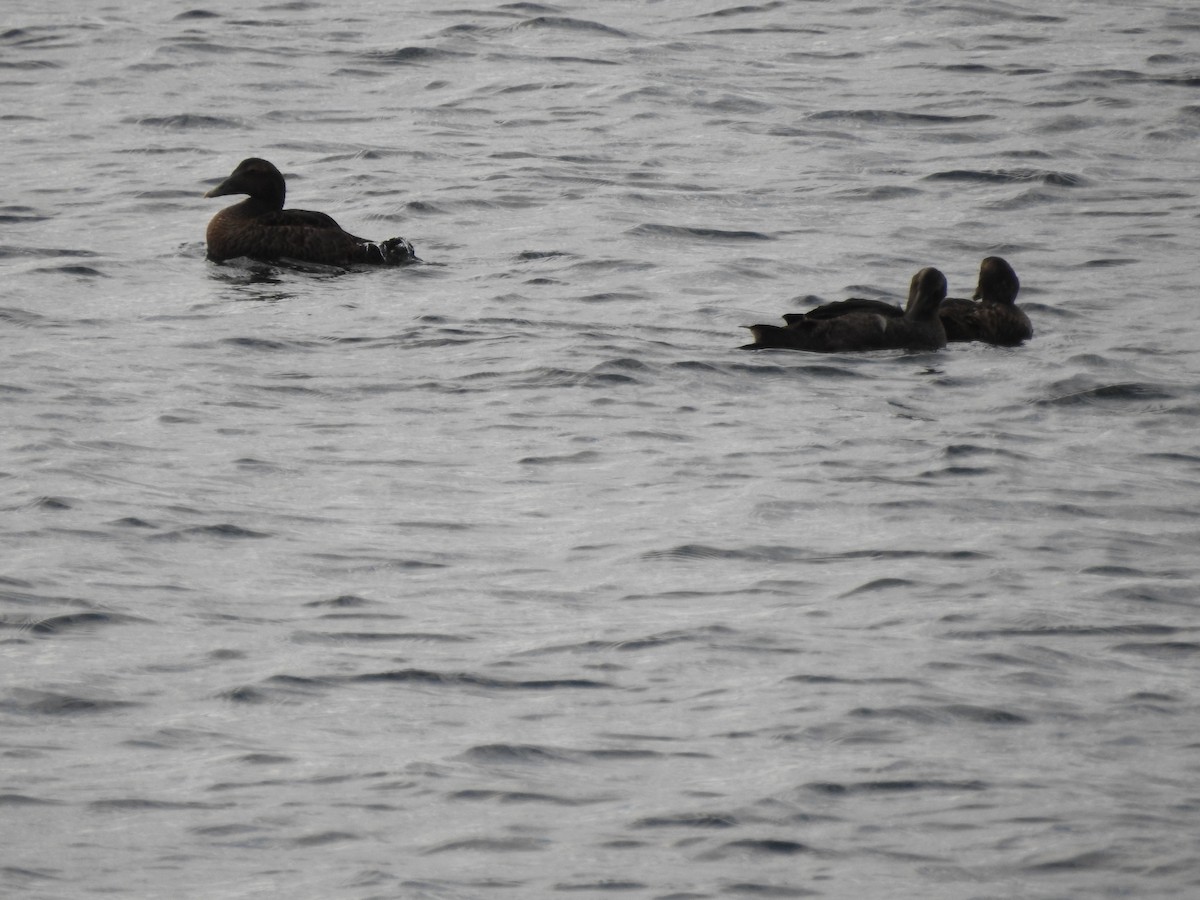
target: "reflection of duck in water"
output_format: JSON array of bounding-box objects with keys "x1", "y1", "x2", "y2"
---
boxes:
[
  {"x1": 795, "y1": 257, "x2": 1031, "y2": 346},
  {"x1": 204, "y1": 158, "x2": 416, "y2": 266},
  {"x1": 742, "y1": 267, "x2": 948, "y2": 353}
]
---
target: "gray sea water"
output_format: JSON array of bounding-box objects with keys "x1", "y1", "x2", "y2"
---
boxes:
[{"x1": 4, "y1": 1, "x2": 1200, "y2": 898}]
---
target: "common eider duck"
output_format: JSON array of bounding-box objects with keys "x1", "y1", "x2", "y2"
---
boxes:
[
  {"x1": 789, "y1": 257, "x2": 1030, "y2": 346},
  {"x1": 742, "y1": 267, "x2": 948, "y2": 352},
  {"x1": 204, "y1": 158, "x2": 416, "y2": 266},
  {"x1": 939, "y1": 256, "x2": 1031, "y2": 346}
]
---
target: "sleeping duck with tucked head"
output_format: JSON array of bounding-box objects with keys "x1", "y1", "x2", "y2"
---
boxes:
[
  {"x1": 204, "y1": 158, "x2": 416, "y2": 266},
  {"x1": 742, "y1": 266, "x2": 948, "y2": 353}
]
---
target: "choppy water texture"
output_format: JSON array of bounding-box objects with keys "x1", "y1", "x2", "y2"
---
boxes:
[{"x1": 3, "y1": 1, "x2": 1200, "y2": 898}]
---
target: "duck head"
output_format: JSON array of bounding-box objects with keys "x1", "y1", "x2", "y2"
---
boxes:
[
  {"x1": 205, "y1": 158, "x2": 286, "y2": 209},
  {"x1": 907, "y1": 267, "x2": 948, "y2": 321},
  {"x1": 973, "y1": 257, "x2": 1020, "y2": 306}
]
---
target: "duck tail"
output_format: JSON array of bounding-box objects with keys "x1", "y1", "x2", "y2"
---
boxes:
[
  {"x1": 361, "y1": 237, "x2": 418, "y2": 265},
  {"x1": 740, "y1": 323, "x2": 792, "y2": 350}
]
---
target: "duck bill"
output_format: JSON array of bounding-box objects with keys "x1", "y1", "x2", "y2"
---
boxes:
[{"x1": 203, "y1": 177, "x2": 238, "y2": 199}]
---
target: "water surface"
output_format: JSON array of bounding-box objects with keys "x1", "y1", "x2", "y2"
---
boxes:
[{"x1": 3, "y1": 2, "x2": 1200, "y2": 898}]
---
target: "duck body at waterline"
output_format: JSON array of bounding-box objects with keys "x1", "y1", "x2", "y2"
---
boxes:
[
  {"x1": 786, "y1": 257, "x2": 1031, "y2": 347},
  {"x1": 204, "y1": 158, "x2": 417, "y2": 267},
  {"x1": 938, "y1": 257, "x2": 1031, "y2": 346},
  {"x1": 742, "y1": 267, "x2": 948, "y2": 353}
]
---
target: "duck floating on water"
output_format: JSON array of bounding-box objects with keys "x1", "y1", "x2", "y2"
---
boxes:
[
  {"x1": 204, "y1": 158, "x2": 416, "y2": 266},
  {"x1": 790, "y1": 257, "x2": 1031, "y2": 346},
  {"x1": 939, "y1": 256, "x2": 1031, "y2": 346},
  {"x1": 742, "y1": 267, "x2": 948, "y2": 353}
]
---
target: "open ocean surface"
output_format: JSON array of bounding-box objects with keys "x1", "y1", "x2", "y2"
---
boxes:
[{"x1": 4, "y1": 1, "x2": 1200, "y2": 898}]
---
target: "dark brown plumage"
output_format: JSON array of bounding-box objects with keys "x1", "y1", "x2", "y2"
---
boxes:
[
  {"x1": 788, "y1": 295, "x2": 905, "y2": 322},
  {"x1": 204, "y1": 158, "x2": 416, "y2": 266},
  {"x1": 742, "y1": 267, "x2": 948, "y2": 353},
  {"x1": 939, "y1": 256, "x2": 1031, "y2": 346},
  {"x1": 787, "y1": 257, "x2": 1031, "y2": 346}
]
